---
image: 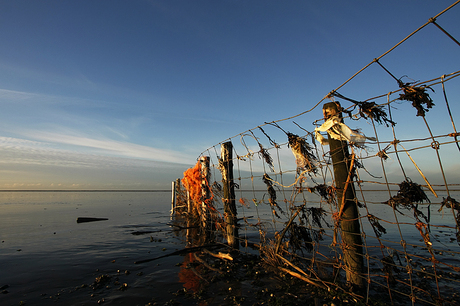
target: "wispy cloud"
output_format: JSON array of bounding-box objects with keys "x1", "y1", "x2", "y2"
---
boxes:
[
  {"x1": 28, "y1": 131, "x2": 188, "y2": 163},
  {"x1": 0, "y1": 87, "x2": 195, "y2": 164},
  {"x1": 0, "y1": 134, "x2": 190, "y2": 165},
  {"x1": 0, "y1": 136, "x2": 189, "y2": 190}
]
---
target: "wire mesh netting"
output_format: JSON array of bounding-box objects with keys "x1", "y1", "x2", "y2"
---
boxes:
[{"x1": 173, "y1": 2, "x2": 460, "y2": 305}]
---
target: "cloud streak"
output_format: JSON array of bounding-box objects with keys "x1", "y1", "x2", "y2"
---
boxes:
[{"x1": 0, "y1": 134, "x2": 190, "y2": 165}]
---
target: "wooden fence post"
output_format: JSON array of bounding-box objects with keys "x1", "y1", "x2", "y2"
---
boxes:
[
  {"x1": 200, "y1": 156, "x2": 212, "y2": 237},
  {"x1": 323, "y1": 102, "x2": 364, "y2": 289},
  {"x1": 171, "y1": 180, "x2": 176, "y2": 214},
  {"x1": 221, "y1": 141, "x2": 239, "y2": 249}
]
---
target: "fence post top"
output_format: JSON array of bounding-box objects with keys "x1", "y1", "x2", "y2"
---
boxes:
[{"x1": 322, "y1": 102, "x2": 342, "y2": 120}]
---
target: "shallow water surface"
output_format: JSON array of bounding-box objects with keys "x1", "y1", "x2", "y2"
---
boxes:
[{"x1": 0, "y1": 191, "x2": 189, "y2": 306}]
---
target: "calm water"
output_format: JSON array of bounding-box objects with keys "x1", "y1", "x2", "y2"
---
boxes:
[
  {"x1": 0, "y1": 191, "x2": 187, "y2": 306},
  {"x1": 1, "y1": 190, "x2": 459, "y2": 305}
]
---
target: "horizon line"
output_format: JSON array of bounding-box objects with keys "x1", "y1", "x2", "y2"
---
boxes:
[{"x1": 1, "y1": 189, "x2": 457, "y2": 193}]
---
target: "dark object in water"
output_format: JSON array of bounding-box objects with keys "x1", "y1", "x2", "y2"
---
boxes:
[
  {"x1": 131, "y1": 230, "x2": 161, "y2": 235},
  {"x1": 76, "y1": 217, "x2": 108, "y2": 223}
]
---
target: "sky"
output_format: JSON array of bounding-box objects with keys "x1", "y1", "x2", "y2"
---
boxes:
[{"x1": 0, "y1": 0, "x2": 459, "y2": 190}]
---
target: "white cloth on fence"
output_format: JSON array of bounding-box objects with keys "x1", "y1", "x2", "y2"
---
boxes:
[{"x1": 314, "y1": 115, "x2": 375, "y2": 147}]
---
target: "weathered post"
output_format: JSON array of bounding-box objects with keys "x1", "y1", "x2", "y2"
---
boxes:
[
  {"x1": 221, "y1": 141, "x2": 239, "y2": 249},
  {"x1": 200, "y1": 156, "x2": 212, "y2": 238},
  {"x1": 171, "y1": 180, "x2": 176, "y2": 214},
  {"x1": 323, "y1": 102, "x2": 364, "y2": 289}
]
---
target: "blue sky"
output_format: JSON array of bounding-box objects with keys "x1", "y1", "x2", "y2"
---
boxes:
[{"x1": 0, "y1": 0, "x2": 459, "y2": 190}]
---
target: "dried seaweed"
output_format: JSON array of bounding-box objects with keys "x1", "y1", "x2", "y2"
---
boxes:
[
  {"x1": 438, "y1": 196, "x2": 460, "y2": 244},
  {"x1": 287, "y1": 132, "x2": 318, "y2": 174},
  {"x1": 307, "y1": 207, "x2": 329, "y2": 229},
  {"x1": 258, "y1": 127, "x2": 279, "y2": 148},
  {"x1": 356, "y1": 101, "x2": 395, "y2": 127},
  {"x1": 398, "y1": 81, "x2": 435, "y2": 117},
  {"x1": 377, "y1": 149, "x2": 390, "y2": 160},
  {"x1": 384, "y1": 179, "x2": 430, "y2": 222},
  {"x1": 286, "y1": 222, "x2": 324, "y2": 254},
  {"x1": 212, "y1": 181, "x2": 222, "y2": 192},
  {"x1": 258, "y1": 143, "x2": 274, "y2": 171},
  {"x1": 262, "y1": 173, "x2": 284, "y2": 218},
  {"x1": 415, "y1": 221, "x2": 433, "y2": 252},
  {"x1": 438, "y1": 196, "x2": 460, "y2": 211},
  {"x1": 381, "y1": 254, "x2": 400, "y2": 284},
  {"x1": 289, "y1": 222, "x2": 314, "y2": 253},
  {"x1": 368, "y1": 214, "x2": 387, "y2": 237},
  {"x1": 329, "y1": 91, "x2": 395, "y2": 126},
  {"x1": 307, "y1": 184, "x2": 335, "y2": 205}
]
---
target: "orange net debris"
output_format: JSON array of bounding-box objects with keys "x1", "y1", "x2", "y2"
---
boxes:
[{"x1": 182, "y1": 161, "x2": 203, "y2": 206}]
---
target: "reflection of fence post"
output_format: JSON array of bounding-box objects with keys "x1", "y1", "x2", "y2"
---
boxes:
[
  {"x1": 221, "y1": 142, "x2": 239, "y2": 249},
  {"x1": 323, "y1": 102, "x2": 364, "y2": 289},
  {"x1": 200, "y1": 156, "x2": 211, "y2": 237}
]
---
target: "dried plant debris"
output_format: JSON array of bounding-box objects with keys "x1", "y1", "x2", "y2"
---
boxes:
[
  {"x1": 329, "y1": 91, "x2": 395, "y2": 126},
  {"x1": 377, "y1": 149, "x2": 390, "y2": 160},
  {"x1": 287, "y1": 132, "x2": 318, "y2": 174},
  {"x1": 438, "y1": 196, "x2": 460, "y2": 212},
  {"x1": 384, "y1": 179, "x2": 430, "y2": 222},
  {"x1": 258, "y1": 143, "x2": 274, "y2": 171},
  {"x1": 415, "y1": 221, "x2": 433, "y2": 252},
  {"x1": 307, "y1": 184, "x2": 335, "y2": 205},
  {"x1": 355, "y1": 101, "x2": 395, "y2": 127},
  {"x1": 381, "y1": 254, "x2": 401, "y2": 284},
  {"x1": 368, "y1": 214, "x2": 387, "y2": 237},
  {"x1": 258, "y1": 127, "x2": 279, "y2": 148},
  {"x1": 287, "y1": 222, "x2": 318, "y2": 253},
  {"x1": 398, "y1": 81, "x2": 435, "y2": 117},
  {"x1": 304, "y1": 207, "x2": 329, "y2": 229},
  {"x1": 438, "y1": 196, "x2": 460, "y2": 244},
  {"x1": 212, "y1": 181, "x2": 222, "y2": 192},
  {"x1": 262, "y1": 173, "x2": 284, "y2": 218}
]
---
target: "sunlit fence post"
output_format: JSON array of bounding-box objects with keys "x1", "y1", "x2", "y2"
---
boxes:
[
  {"x1": 200, "y1": 156, "x2": 212, "y2": 238},
  {"x1": 323, "y1": 102, "x2": 364, "y2": 290},
  {"x1": 221, "y1": 141, "x2": 239, "y2": 249}
]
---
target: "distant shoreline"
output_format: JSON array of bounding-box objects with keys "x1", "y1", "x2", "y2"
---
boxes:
[
  {"x1": 0, "y1": 189, "x2": 171, "y2": 192},
  {"x1": 0, "y1": 189, "x2": 458, "y2": 192}
]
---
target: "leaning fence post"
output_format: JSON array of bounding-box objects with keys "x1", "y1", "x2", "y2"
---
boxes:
[
  {"x1": 323, "y1": 102, "x2": 364, "y2": 289},
  {"x1": 221, "y1": 141, "x2": 239, "y2": 249},
  {"x1": 200, "y1": 156, "x2": 212, "y2": 237}
]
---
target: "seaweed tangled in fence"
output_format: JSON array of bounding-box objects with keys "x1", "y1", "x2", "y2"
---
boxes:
[
  {"x1": 276, "y1": 207, "x2": 327, "y2": 255},
  {"x1": 306, "y1": 207, "x2": 329, "y2": 229},
  {"x1": 368, "y1": 214, "x2": 387, "y2": 238},
  {"x1": 398, "y1": 81, "x2": 435, "y2": 117},
  {"x1": 415, "y1": 221, "x2": 433, "y2": 252},
  {"x1": 258, "y1": 143, "x2": 274, "y2": 171},
  {"x1": 262, "y1": 173, "x2": 284, "y2": 218},
  {"x1": 288, "y1": 222, "x2": 315, "y2": 253},
  {"x1": 438, "y1": 196, "x2": 460, "y2": 244},
  {"x1": 381, "y1": 253, "x2": 401, "y2": 285},
  {"x1": 383, "y1": 179, "x2": 430, "y2": 222},
  {"x1": 330, "y1": 92, "x2": 395, "y2": 126},
  {"x1": 307, "y1": 184, "x2": 336, "y2": 205},
  {"x1": 287, "y1": 132, "x2": 318, "y2": 174},
  {"x1": 355, "y1": 101, "x2": 395, "y2": 127},
  {"x1": 258, "y1": 126, "x2": 279, "y2": 148}
]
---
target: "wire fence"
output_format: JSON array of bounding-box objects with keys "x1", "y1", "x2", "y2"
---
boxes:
[{"x1": 173, "y1": 2, "x2": 460, "y2": 305}]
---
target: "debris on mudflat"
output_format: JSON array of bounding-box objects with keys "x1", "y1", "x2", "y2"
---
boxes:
[{"x1": 76, "y1": 217, "x2": 109, "y2": 223}]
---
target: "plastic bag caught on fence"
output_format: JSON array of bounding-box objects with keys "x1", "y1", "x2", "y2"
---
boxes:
[{"x1": 314, "y1": 115, "x2": 376, "y2": 147}]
